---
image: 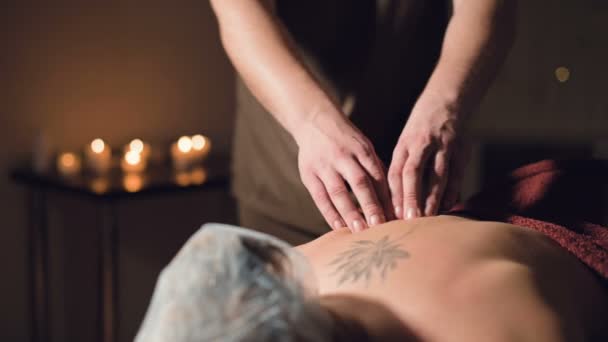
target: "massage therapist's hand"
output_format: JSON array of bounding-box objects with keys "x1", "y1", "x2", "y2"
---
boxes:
[
  {"x1": 388, "y1": 97, "x2": 468, "y2": 220},
  {"x1": 295, "y1": 112, "x2": 394, "y2": 233}
]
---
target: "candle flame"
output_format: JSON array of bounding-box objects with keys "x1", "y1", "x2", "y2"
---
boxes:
[
  {"x1": 91, "y1": 139, "x2": 105, "y2": 154},
  {"x1": 60, "y1": 153, "x2": 77, "y2": 167},
  {"x1": 191, "y1": 134, "x2": 206, "y2": 151},
  {"x1": 177, "y1": 136, "x2": 193, "y2": 153},
  {"x1": 125, "y1": 150, "x2": 141, "y2": 165},
  {"x1": 129, "y1": 139, "x2": 144, "y2": 153}
]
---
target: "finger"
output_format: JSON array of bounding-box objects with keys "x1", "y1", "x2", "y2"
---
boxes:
[
  {"x1": 388, "y1": 147, "x2": 408, "y2": 219},
  {"x1": 402, "y1": 144, "x2": 432, "y2": 220},
  {"x1": 340, "y1": 157, "x2": 385, "y2": 228},
  {"x1": 424, "y1": 150, "x2": 449, "y2": 216},
  {"x1": 302, "y1": 173, "x2": 345, "y2": 230},
  {"x1": 356, "y1": 148, "x2": 394, "y2": 222},
  {"x1": 321, "y1": 169, "x2": 367, "y2": 233}
]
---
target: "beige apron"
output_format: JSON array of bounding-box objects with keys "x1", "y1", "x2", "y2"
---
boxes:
[{"x1": 232, "y1": 0, "x2": 450, "y2": 234}]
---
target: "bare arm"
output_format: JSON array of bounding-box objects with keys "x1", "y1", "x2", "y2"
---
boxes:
[
  {"x1": 389, "y1": 0, "x2": 517, "y2": 218},
  {"x1": 210, "y1": 0, "x2": 394, "y2": 232},
  {"x1": 209, "y1": 0, "x2": 341, "y2": 137},
  {"x1": 420, "y1": 0, "x2": 517, "y2": 118}
]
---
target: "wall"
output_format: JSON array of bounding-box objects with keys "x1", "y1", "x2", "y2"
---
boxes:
[
  {"x1": 462, "y1": 0, "x2": 608, "y2": 196},
  {"x1": 0, "y1": 0, "x2": 607, "y2": 341},
  {"x1": 0, "y1": 1, "x2": 235, "y2": 341},
  {"x1": 470, "y1": 0, "x2": 608, "y2": 141}
]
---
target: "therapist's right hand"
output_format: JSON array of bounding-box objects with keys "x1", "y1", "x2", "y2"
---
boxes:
[{"x1": 294, "y1": 112, "x2": 394, "y2": 233}]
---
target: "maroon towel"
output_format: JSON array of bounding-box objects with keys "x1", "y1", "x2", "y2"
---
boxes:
[{"x1": 447, "y1": 159, "x2": 608, "y2": 281}]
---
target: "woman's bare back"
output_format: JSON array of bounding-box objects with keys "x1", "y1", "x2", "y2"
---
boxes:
[{"x1": 297, "y1": 215, "x2": 608, "y2": 341}]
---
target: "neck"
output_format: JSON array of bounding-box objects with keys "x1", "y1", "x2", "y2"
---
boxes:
[{"x1": 319, "y1": 294, "x2": 421, "y2": 342}]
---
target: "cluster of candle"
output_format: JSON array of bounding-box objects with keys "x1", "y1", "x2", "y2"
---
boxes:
[
  {"x1": 55, "y1": 135, "x2": 211, "y2": 178},
  {"x1": 56, "y1": 138, "x2": 115, "y2": 178},
  {"x1": 121, "y1": 139, "x2": 151, "y2": 174},
  {"x1": 170, "y1": 134, "x2": 211, "y2": 171},
  {"x1": 56, "y1": 138, "x2": 152, "y2": 177}
]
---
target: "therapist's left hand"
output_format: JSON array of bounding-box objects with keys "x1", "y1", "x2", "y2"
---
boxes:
[{"x1": 388, "y1": 97, "x2": 467, "y2": 220}]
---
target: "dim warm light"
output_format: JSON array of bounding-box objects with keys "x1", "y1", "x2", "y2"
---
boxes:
[
  {"x1": 129, "y1": 139, "x2": 144, "y2": 154},
  {"x1": 192, "y1": 135, "x2": 207, "y2": 151},
  {"x1": 120, "y1": 149, "x2": 147, "y2": 173},
  {"x1": 174, "y1": 171, "x2": 191, "y2": 187},
  {"x1": 57, "y1": 152, "x2": 82, "y2": 177},
  {"x1": 86, "y1": 138, "x2": 111, "y2": 174},
  {"x1": 61, "y1": 153, "x2": 77, "y2": 166},
  {"x1": 177, "y1": 136, "x2": 193, "y2": 153},
  {"x1": 555, "y1": 66, "x2": 570, "y2": 83},
  {"x1": 123, "y1": 173, "x2": 144, "y2": 193},
  {"x1": 125, "y1": 151, "x2": 141, "y2": 166},
  {"x1": 90, "y1": 177, "x2": 110, "y2": 194},
  {"x1": 91, "y1": 139, "x2": 106, "y2": 154},
  {"x1": 190, "y1": 167, "x2": 207, "y2": 185}
]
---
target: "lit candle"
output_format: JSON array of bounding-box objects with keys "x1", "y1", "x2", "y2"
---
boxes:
[
  {"x1": 170, "y1": 136, "x2": 193, "y2": 171},
  {"x1": 120, "y1": 150, "x2": 147, "y2": 173},
  {"x1": 57, "y1": 152, "x2": 82, "y2": 177},
  {"x1": 125, "y1": 138, "x2": 151, "y2": 160},
  {"x1": 190, "y1": 134, "x2": 211, "y2": 165},
  {"x1": 85, "y1": 138, "x2": 112, "y2": 174}
]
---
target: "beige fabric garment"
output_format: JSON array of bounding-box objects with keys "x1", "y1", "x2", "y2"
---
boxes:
[{"x1": 232, "y1": 0, "x2": 450, "y2": 234}]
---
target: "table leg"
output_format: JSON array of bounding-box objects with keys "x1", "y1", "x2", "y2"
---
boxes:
[
  {"x1": 27, "y1": 189, "x2": 50, "y2": 342},
  {"x1": 98, "y1": 203, "x2": 118, "y2": 342}
]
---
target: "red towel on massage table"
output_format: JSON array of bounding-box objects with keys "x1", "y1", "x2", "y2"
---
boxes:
[{"x1": 447, "y1": 159, "x2": 608, "y2": 281}]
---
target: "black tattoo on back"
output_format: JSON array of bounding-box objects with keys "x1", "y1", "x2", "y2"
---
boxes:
[{"x1": 328, "y1": 233, "x2": 411, "y2": 287}]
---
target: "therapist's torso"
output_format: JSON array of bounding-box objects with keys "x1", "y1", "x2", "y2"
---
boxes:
[{"x1": 232, "y1": 0, "x2": 450, "y2": 233}]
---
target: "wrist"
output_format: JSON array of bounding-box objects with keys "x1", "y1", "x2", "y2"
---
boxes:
[
  {"x1": 290, "y1": 103, "x2": 345, "y2": 147},
  {"x1": 415, "y1": 61, "x2": 483, "y2": 122},
  {"x1": 422, "y1": 86, "x2": 463, "y2": 113},
  {"x1": 406, "y1": 90, "x2": 468, "y2": 138}
]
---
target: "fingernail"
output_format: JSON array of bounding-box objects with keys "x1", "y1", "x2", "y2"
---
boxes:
[
  {"x1": 333, "y1": 220, "x2": 344, "y2": 230},
  {"x1": 353, "y1": 219, "x2": 365, "y2": 232},
  {"x1": 406, "y1": 207, "x2": 417, "y2": 220},
  {"x1": 394, "y1": 206, "x2": 402, "y2": 219},
  {"x1": 369, "y1": 214, "x2": 384, "y2": 226}
]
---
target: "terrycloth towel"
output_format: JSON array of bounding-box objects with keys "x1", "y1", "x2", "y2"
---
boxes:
[{"x1": 448, "y1": 159, "x2": 608, "y2": 281}]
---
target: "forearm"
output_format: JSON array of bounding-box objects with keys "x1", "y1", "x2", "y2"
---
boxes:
[
  {"x1": 210, "y1": 0, "x2": 343, "y2": 140},
  {"x1": 414, "y1": 0, "x2": 517, "y2": 121}
]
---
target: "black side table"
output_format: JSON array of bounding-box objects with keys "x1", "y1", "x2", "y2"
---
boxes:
[{"x1": 11, "y1": 157, "x2": 230, "y2": 342}]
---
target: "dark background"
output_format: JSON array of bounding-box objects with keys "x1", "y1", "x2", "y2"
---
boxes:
[{"x1": 0, "y1": 1, "x2": 606, "y2": 341}]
